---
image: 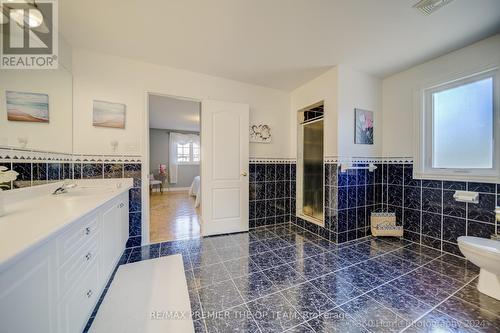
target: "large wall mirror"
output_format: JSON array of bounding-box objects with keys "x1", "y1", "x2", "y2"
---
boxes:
[{"x1": 0, "y1": 65, "x2": 73, "y2": 154}]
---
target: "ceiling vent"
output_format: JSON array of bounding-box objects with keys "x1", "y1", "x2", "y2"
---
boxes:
[{"x1": 413, "y1": 0, "x2": 455, "y2": 15}]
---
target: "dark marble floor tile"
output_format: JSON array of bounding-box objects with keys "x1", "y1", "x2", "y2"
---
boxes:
[
  {"x1": 454, "y1": 278, "x2": 500, "y2": 317},
  {"x1": 330, "y1": 246, "x2": 370, "y2": 264},
  {"x1": 192, "y1": 262, "x2": 231, "y2": 288},
  {"x1": 215, "y1": 245, "x2": 250, "y2": 261},
  {"x1": 250, "y1": 250, "x2": 285, "y2": 270},
  {"x1": 233, "y1": 271, "x2": 277, "y2": 302},
  {"x1": 355, "y1": 259, "x2": 402, "y2": 282},
  {"x1": 310, "y1": 273, "x2": 363, "y2": 306},
  {"x1": 198, "y1": 280, "x2": 245, "y2": 313},
  {"x1": 160, "y1": 241, "x2": 192, "y2": 256},
  {"x1": 404, "y1": 309, "x2": 477, "y2": 333},
  {"x1": 307, "y1": 308, "x2": 369, "y2": 333},
  {"x1": 244, "y1": 240, "x2": 270, "y2": 254},
  {"x1": 209, "y1": 235, "x2": 241, "y2": 249},
  {"x1": 285, "y1": 322, "x2": 316, "y2": 332},
  {"x1": 282, "y1": 282, "x2": 337, "y2": 321},
  {"x1": 403, "y1": 243, "x2": 442, "y2": 259},
  {"x1": 335, "y1": 266, "x2": 384, "y2": 292},
  {"x1": 189, "y1": 250, "x2": 222, "y2": 268},
  {"x1": 247, "y1": 292, "x2": 304, "y2": 332},
  {"x1": 423, "y1": 255, "x2": 479, "y2": 283},
  {"x1": 223, "y1": 257, "x2": 260, "y2": 279},
  {"x1": 376, "y1": 253, "x2": 420, "y2": 273},
  {"x1": 289, "y1": 257, "x2": 331, "y2": 280},
  {"x1": 263, "y1": 263, "x2": 306, "y2": 290},
  {"x1": 437, "y1": 296, "x2": 500, "y2": 333},
  {"x1": 391, "y1": 273, "x2": 457, "y2": 306},
  {"x1": 340, "y1": 294, "x2": 407, "y2": 333},
  {"x1": 367, "y1": 284, "x2": 432, "y2": 322},
  {"x1": 309, "y1": 252, "x2": 346, "y2": 272},
  {"x1": 127, "y1": 244, "x2": 160, "y2": 263},
  {"x1": 204, "y1": 305, "x2": 260, "y2": 333},
  {"x1": 262, "y1": 236, "x2": 294, "y2": 250},
  {"x1": 193, "y1": 319, "x2": 206, "y2": 333}
]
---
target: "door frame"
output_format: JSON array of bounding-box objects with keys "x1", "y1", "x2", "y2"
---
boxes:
[{"x1": 142, "y1": 91, "x2": 202, "y2": 246}]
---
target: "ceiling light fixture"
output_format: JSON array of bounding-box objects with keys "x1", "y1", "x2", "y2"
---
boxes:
[{"x1": 413, "y1": 0, "x2": 455, "y2": 15}]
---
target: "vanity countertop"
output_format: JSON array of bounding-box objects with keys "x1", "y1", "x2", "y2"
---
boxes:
[{"x1": 0, "y1": 179, "x2": 133, "y2": 271}]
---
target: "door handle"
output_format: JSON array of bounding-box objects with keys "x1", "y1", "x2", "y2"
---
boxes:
[{"x1": 241, "y1": 171, "x2": 248, "y2": 177}]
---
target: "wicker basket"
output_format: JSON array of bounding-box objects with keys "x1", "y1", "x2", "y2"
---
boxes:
[{"x1": 370, "y1": 212, "x2": 403, "y2": 237}]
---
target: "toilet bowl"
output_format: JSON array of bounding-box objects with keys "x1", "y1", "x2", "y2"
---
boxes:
[{"x1": 458, "y1": 236, "x2": 500, "y2": 300}]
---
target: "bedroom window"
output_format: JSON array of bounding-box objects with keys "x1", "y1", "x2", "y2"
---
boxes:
[
  {"x1": 176, "y1": 142, "x2": 199, "y2": 164},
  {"x1": 415, "y1": 68, "x2": 499, "y2": 182}
]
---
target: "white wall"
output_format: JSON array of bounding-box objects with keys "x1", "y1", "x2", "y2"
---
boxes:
[
  {"x1": 290, "y1": 67, "x2": 338, "y2": 157},
  {"x1": 337, "y1": 66, "x2": 382, "y2": 157},
  {"x1": 382, "y1": 34, "x2": 500, "y2": 157},
  {"x1": 71, "y1": 49, "x2": 291, "y2": 158}
]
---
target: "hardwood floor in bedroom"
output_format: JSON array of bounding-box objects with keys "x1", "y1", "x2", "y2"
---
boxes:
[{"x1": 149, "y1": 191, "x2": 201, "y2": 243}]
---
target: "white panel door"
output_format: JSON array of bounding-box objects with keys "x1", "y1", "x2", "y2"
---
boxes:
[{"x1": 201, "y1": 99, "x2": 249, "y2": 236}]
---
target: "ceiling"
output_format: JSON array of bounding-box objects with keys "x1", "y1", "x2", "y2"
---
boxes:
[
  {"x1": 59, "y1": 0, "x2": 500, "y2": 91},
  {"x1": 149, "y1": 95, "x2": 200, "y2": 132}
]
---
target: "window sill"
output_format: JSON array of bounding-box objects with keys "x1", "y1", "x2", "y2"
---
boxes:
[{"x1": 413, "y1": 171, "x2": 499, "y2": 184}]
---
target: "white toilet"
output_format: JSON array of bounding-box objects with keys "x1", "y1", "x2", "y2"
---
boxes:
[{"x1": 458, "y1": 236, "x2": 500, "y2": 300}]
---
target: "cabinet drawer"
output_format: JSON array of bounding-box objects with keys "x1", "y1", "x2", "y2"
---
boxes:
[
  {"x1": 57, "y1": 213, "x2": 99, "y2": 265},
  {"x1": 57, "y1": 234, "x2": 99, "y2": 298},
  {"x1": 58, "y1": 259, "x2": 100, "y2": 333}
]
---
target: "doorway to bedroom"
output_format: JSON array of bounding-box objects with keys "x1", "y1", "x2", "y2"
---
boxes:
[{"x1": 148, "y1": 94, "x2": 201, "y2": 243}]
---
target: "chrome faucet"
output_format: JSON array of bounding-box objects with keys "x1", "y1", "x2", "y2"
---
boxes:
[{"x1": 52, "y1": 182, "x2": 78, "y2": 195}]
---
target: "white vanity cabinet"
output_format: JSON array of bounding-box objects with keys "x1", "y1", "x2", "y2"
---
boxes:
[{"x1": 0, "y1": 189, "x2": 130, "y2": 333}]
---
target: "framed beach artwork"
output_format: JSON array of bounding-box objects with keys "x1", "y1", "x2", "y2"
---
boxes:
[
  {"x1": 93, "y1": 100, "x2": 126, "y2": 129},
  {"x1": 354, "y1": 108, "x2": 374, "y2": 144},
  {"x1": 6, "y1": 91, "x2": 49, "y2": 123}
]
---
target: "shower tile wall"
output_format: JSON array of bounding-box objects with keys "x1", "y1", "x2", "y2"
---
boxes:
[
  {"x1": 288, "y1": 160, "x2": 500, "y2": 257},
  {"x1": 249, "y1": 161, "x2": 295, "y2": 229},
  {"x1": 0, "y1": 159, "x2": 143, "y2": 249}
]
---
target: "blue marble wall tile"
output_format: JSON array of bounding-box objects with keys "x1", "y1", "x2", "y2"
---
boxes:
[
  {"x1": 126, "y1": 235, "x2": 141, "y2": 248},
  {"x1": 442, "y1": 242, "x2": 462, "y2": 257},
  {"x1": 442, "y1": 216, "x2": 466, "y2": 243},
  {"x1": 249, "y1": 201, "x2": 256, "y2": 220},
  {"x1": 374, "y1": 164, "x2": 383, "y2": 184},
  {"x1": 387, "y1": 185, "x2": 403, "y2": 207},
  {"x1": 249, "y1": 183, "x2": 256, "y2": 201},
  {"x1": 338, "y1": 187, "x2": 347, "y2": 210},
  {"x1": 255, "y1": 164, "x2": 265, "y2": 182},
  {"x1": 255, "y1": 183, "x2": 265, "y2": 199},
  {"x1": 62, "y1": 163, "x2": 73, "y2": 180},
  {"x1": 366, "y1": 185, "x2": 375, "y2": 205},
  {"x1": 32, "y1": 162, "x2": 48, "y2": 185},
  {"x1": 388, "y1": 164, "x2": 403, "y2": 185},
  {"x1": 422, "y1": 180, "x2": 442, "y2": 189},
  {"x1": 249, "y1": 164, "x2": 256, "y2": 182},
  {"x1": 265, "y1": 182, "x2": 276, "y2": 199},
  {"x1": 403, "y1": 164, "x2": 421, "y2": 187},
  {"x1": 255, "y1": 201, "x2": 266, "y2": 219},
  {"x1": 443, "y1": 181, "x2": 466, "y2": 191},
  {"x1": 12, "y1": 162, "x2": 32, "y2": 188},
  {"x1": 422, "y1": 235, "x2": 441, "y2": 250},
  {"x1": 275, "y1": 164, "x2": 285, "y2": 181},
  {"x1": 104, "y1": 163, "x2": 123, "y2": 179},
  {"x1": 467, "y1": 182, "x2": 495, "y2": 193},
  {"x1": 347, "y1": 208, "x2": 357, "y2": 230},
  {"x1": 357, "y1": 168, "x2": 366, "y2": 185},
  {"x1": 357, "y1": 207, "x2": 366, "y2": 229},
  {"x1": 442, "y1": 190, "x2": 466, "y2": 218},
  {"x1": 276, "y1": 181, "x2": 286, "y2": 198},
  {"x1": 124, "y1": 163, "x2": 141, "y2": 187},
  {"x1": 47, "y1": 163, "x2": 61, "y2": 181},
  {"x1": 403, "y1": 208, "x2": 421, "y2": 233},
  {"x1": 347, "y1": 169, "x2": 357, "y2": 187},
  {"x1": 404, "y1": 186, "x2": 421, "y2": 210},
  {"x1": 356, "y1": 185, "x2": 365, "y2": 207},
  {"x1": 421, "y1": 212, "x2": 442, "y2": 239},
  {"x1": 73, "y1": 163, "x2": 82, "y2": 179},
  {"x1": 129, "y1": 212, "x2": 142, "y2": 237},
  {"x1": 422, "y1": 188, "x2": 442, "y2": 214},
  {"x1": 337, "y1": 171, "x2": 348, "y2": 187},
  {"x1": 265, "y1": 199, "x2": 275, "y2": 217},
  {"x1": 129, "y1": 187, "x2": 142, "y2": 212},
  {"x1": 290, "y1": 164, "x2": 296, "y2": 181},
  {"x1": 468, "y1": 194, "x2": 495, "y2": 223},
  {"x1": 82, "y1": 163, "x2": 103, "y2": 179},
  {"x1": 265, "y1": 164, "x2": 275, "y2": 182},
  {"x1": 467, "y1": 220, "x2": 495, "y2": 239},
  {"x1": 347, "y1": 187, "x2": 357, "y2": 208}
]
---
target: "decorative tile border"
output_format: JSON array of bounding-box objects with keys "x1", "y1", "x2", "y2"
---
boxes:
[
  {"x1": 249, "y1": 158, "x2": 296, "y2": 164},
  {"x1": 0, "y1": 147, "x2": 143, "y2": 163}
]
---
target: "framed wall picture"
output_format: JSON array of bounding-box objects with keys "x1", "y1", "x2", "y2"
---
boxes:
[
  {"x1": 6, "y1": 91, "x2": 49, "y2": 123},
  {"x1": 249, "y1": 124, "x2": 272, "y2": 143},
  {"x1": 355, "y1": 108, "x2": 374, "y2": 144},
  {"x1": 93, "y1": 100, "x2": 126, "y2": 129}
]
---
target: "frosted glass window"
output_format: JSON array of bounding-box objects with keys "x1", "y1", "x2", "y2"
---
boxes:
[{"x1": 432, "y1": 77, "x2": 493, "y2": 169}]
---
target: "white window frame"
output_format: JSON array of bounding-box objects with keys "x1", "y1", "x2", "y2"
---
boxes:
[
  {"x1": 176, "y1": 142, "x2": 200, "y2": 165},
  {"x1": 414, "y1": 67, "x2": 500, "y2": 183}
]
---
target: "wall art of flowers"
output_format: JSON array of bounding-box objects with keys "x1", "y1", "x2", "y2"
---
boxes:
[{"x1": 355, "y1": 109, "x2": 374, "y2": 144}]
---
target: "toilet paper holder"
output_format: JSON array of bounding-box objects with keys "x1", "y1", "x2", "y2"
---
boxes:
[{"x1": 453, "y1": 190, "x2": 479, "y2": 204}]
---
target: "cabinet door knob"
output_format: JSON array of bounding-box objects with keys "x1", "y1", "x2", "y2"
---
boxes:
[
  {"x1": 241, "y1": 171, "x2": 248, "y2": 176},
  {"x1": 86, "y1": 289, "x2": 92, "y2": 298},
  {"x1": 85, "y1": 227, "x2": 91, "y2": 235},
  {"x1": 85, "y1": 252, "x2": 92, "y2": 261}
]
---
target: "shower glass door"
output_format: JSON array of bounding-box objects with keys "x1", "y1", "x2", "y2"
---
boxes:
[{"x1": 302, "y1": 119, "x2": 324, "y2": 221}]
